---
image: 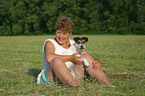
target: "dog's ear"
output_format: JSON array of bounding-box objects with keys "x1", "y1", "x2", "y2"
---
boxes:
[
  {"x1": 83, "y1": 37, "x2": 88, "y2": 42},
  {"x1": 73, "y1": 37, "x2": 79, "y2": 42}
]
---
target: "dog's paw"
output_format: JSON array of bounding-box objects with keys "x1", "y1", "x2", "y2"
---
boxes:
[
  {"x1": 80, "y1": 58, "x2": 89, "y2": 67},
  {"x1": 76, "y1": 54, "x2": 81, "y2": 57}
]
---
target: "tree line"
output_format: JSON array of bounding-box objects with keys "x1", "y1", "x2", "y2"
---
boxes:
[{"x1": 0, "y1": 0, "x2": 145, "y2": 36}]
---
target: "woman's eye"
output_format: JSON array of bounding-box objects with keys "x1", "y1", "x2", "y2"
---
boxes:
[
  {"x1": 63, "y1": 32, "x2": 68, "y2": 35},
  {"x1": 56, "y1": 32, "x2": 60, "y2": 34}
]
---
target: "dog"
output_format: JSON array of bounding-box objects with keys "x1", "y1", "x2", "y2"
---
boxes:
[
  {"x1": 64, "y1": 37, "x2": 89, "y2": 77},
  {"x1": 73, "y1": 37, "x2": 88, "y2": 55}
]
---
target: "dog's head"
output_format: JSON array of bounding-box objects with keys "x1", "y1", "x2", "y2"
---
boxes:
[{"x1": 73, "y1": 37, "x2": 88, "y2": 54}]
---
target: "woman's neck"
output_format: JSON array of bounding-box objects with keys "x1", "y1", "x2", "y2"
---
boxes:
[{"x1": 54, "y1": 38, "x2": 71, "y2": 49}]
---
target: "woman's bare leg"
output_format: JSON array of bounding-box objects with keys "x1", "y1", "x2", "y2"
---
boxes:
[
  {"x1": 81, "y1": 54, "x2": 113, "y2": 86},
  {"x1": 73, "y1": 64, "x2": 85, "y2": 82},
  {"x1": 46, "y1": 57, "x2": 80, "y2": 87}
]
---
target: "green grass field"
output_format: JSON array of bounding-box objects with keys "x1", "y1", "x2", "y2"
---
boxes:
[{"x1": 0, "y1": 35, "x2": 145, "y2": 96}]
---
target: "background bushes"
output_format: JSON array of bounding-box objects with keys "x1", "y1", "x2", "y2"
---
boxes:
[{"x1": 0, "y1": 0, "x2": 144, "y2": 35}]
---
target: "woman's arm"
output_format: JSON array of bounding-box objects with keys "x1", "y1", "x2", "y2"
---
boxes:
[{"x1": 45, "y1": 41, "x2": 82, "y2": 64}]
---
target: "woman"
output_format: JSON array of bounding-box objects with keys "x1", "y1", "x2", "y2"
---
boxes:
[{"x1": 37, "y1": 16, "x2": 115, "y2": 87}]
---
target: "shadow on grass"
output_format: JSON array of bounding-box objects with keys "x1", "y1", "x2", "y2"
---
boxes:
[{"x1": 27, "y1": 68, "x2": 41, "y2": 78}]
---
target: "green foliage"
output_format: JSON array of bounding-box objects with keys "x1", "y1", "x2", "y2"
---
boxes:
[
  {"x1": 12, "y1": 24, "x2": 23, "y2": 35},
  {"x1": 0, "y1": 25, "x2": 11, "y2": 35},
  {"x1": 0, "y1": 0, "x2": 145, "y2": 35},
  {"x1": 130, "y1": 22, "x2": 145, "y2": 34}
]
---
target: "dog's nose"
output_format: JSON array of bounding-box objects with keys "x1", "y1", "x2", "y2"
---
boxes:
[{"x1": 80, "y1": 45, "x2": 84, "y2": 48}]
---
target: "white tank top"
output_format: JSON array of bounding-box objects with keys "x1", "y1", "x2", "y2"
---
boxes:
[
  {"x1": 37, "y1": 38, "x2": 75, "y2": 84},
  {"x1": 41, "y1": 38, "x2": 75, "y2": 71}
]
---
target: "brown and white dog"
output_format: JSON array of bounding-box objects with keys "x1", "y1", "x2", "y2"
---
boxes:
[
  {"x1": 73, "y1": 37, "x2": 88, "y2": 55},
  {"x1": 64, "y1": 37, "x2": 89, "y2": 77}
]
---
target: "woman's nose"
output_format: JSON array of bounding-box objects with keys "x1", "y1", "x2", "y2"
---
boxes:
[{"x1": 59, "y1": 33, "x2": 63, "y2": 38}]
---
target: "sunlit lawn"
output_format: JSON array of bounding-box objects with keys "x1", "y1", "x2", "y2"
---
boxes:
[{"x1": 0, "y1": 35, "x2": 145, "y2": 96}]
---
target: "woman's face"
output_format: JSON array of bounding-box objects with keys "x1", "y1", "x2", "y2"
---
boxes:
[{"x1": 55, "y1": 30, "x2": 72, "y2": 45}]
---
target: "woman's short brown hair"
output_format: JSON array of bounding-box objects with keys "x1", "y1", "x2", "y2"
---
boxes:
[{"x1": 55, "y1": 16, "x2": 74, "y2": 33}]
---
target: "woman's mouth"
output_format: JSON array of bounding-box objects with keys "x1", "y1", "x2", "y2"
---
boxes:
[{"x1": 59, "y1": 38, "x2": 65, "y2": 42}]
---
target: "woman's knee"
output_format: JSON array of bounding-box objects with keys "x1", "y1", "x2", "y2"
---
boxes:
[{"x1": 50, "y1": 57, "x2": 65, "y2": 67}]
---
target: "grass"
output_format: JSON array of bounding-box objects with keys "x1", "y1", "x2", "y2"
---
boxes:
[{"x1": 0, "y1": 35, "x2": 145, "y2": 96}]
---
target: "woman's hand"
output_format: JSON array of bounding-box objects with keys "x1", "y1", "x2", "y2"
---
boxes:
[
  {"x1": 92, "y1": 60, "x2": 102, "y2": 71},
  {"x1": 72, "y1": 53, "x2": 83, "y2": 65}
]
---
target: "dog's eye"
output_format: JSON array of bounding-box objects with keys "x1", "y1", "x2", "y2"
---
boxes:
[
  {"x1": 82, "y1": 41, "x2": 85, "y2": 44},
  {"x1": 77, "y1": 42, "x2": 80, "y2": 44}
]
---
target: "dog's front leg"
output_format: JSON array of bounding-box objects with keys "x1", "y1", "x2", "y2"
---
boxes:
[{"x1": 79, "y1": 58, "x2": 89, "y2": 67}]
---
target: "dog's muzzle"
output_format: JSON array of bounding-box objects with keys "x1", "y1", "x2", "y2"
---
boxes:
[{"x1": 78, "y1": 44, "x2": 86, "y2": 53}]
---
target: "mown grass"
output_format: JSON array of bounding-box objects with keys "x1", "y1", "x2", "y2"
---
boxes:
[{"x1": 0, "y1": 35, "x2": 145, "y2": 96}]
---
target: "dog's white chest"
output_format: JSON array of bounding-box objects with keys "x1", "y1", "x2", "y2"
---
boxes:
[{"x1": 63, "y1": 44, "x2": 89, "y2": 72}]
